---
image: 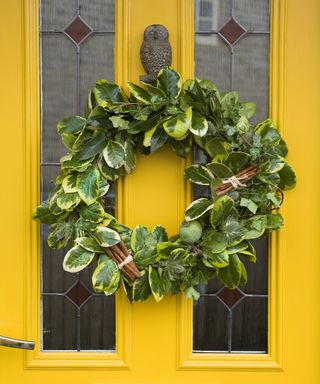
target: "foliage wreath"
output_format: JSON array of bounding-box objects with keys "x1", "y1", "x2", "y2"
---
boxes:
[{"x1": 33, "y1": 68, "x2": 296, "y2": 302}]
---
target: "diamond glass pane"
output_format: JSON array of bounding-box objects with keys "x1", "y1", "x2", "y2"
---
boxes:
[
  {"x1": 219, "y1": 19, "x2": 246, "y2": 45},
  {"x1": 64, "y1": 16, "x2": 92, "y2": 45},
  {"x1": 40, "y1": 0, "x2": 116, "y2": 352},
  {"x1": 193, "y1": 0, "x2": 270, "y2": 354}
]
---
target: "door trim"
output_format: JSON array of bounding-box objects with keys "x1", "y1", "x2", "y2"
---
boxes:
[{"x1": 177, "y1": 0, "x2": 286, "y2": 371}]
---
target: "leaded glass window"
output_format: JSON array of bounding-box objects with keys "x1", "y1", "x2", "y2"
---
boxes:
[
  {"x1": 193, "y1": 0, "x2": 270, "y2": 353},
  {"x1": 40, "y1": 0, "x2": 116, "y2": 352}
]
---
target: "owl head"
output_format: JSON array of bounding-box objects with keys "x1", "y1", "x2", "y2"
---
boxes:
[{"x1": 143, "y1": 24, "x2": 169, "y2": 41}]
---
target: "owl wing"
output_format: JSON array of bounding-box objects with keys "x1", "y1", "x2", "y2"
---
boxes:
[{"x1": 140, "y1": 43, "x2": 172, "y2": 74}]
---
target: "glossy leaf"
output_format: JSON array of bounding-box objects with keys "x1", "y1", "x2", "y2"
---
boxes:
[
  {"x1": 184, "y1": 164, "x2": 215, "y2": 185},
  {"x1": 190, "y1": 112, "x2": 208, "y2": 137},
  {"x1": 63, "y1": 245, "x2": 95, "y2": 273},
  {"x1": 157, "y1": 68, "x2": 182, "y2": 98},
  {"x1": 103, "y1": 140, "x2": 126, "y2": 169},
  {"x1": 163, "y1": 107, "x2": 192, "y2": 139},
  {"x1": 185, "y1": 198, "x2": 214, "y2": 221},
  {"x1": 94, "y1": 226, "x2": 121, "y2": 247},
  {"x1": 78, "y1": 201, "x2": 105, "y2": 223},
  {"x1": 75, "y1": 237, "x2": 102, "y2": 253},
  {"x1": 76, "y1": 167, "x2": 100, "y2": 205},
  {"x1": 57, "y1": 116, "x2": 86, "y2": 134},
  {"x1": 92, "y1": 258, "x2": 120, "y2": 295},
  {"x1": 218, "y1": 254, "x2": 242, "y2": 289}
]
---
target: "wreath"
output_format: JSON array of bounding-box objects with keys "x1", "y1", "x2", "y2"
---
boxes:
[{"x1": 33, "y1": 68, "x2": 296, "y2": 302}]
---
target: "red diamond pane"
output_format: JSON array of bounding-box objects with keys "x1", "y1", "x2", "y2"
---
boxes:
[
  {"x1": 66, "y1": 282, "x2": 92, "y2": 307},
  {"x1": 217, "y1": 288, "x2": 244, "y2": 309},
  {"x1": 64, "y1": 16, "x2": 92, "y2": 45},
  {"x1": 219, "y1": 19, "x2": 246, "y2": 45}
]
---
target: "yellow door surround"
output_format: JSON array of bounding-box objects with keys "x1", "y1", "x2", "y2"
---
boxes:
[{"x1": 0, "y1": 0, "x2": 319, "y2": 383}]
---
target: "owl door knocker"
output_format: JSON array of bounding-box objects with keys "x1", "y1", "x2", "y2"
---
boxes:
[{"x1": 140, "y1": 24, "x2": 172, "y2": 84}]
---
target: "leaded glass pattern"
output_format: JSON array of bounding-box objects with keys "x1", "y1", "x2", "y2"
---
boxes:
[
  {"x1": 40, "y1": 0, "x2": 116, "y2": 352},
  {"x1": 193, "y1": 0, "x2": 270, "y2": 353}
]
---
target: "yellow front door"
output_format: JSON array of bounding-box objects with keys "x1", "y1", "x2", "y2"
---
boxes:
[{"x1": 0, "y1": 0, "x2": 319, "y2": 383}]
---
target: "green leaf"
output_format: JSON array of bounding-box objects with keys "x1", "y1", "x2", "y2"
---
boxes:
[
  {"x1": 32, "y1": 202, "x2": 58, "y2": 224},
  {"x1": 210, "y1": 195, "x2": 234, "y2": 226},
  {"x1": 103, "y1": 140, "x2": 126, "y2": 169},
  {"x1": 226, "y1": 240, "x2": 248, "y2": 255},
  {"x1": 202, "y1": 248, "x2": 229, "y2": 268},
  {"x1": 184, "y1": 287, "x2": 200, "y2": 300},
  {"x1": 218, "y1": 254, "x2": 242, "y2": 289},
  {"x1": 62, "y1": 173, "x2": 78, "y2": 193},
  {"x1": 109, "y1": 115, "x2": 130, "y2": 129},
  {"x1": 149, "y1": 266, "x2": 166, "y2": 302},
  {"x1": 156, "y1": 242, "x2": 185, "y2": 259},
  {"x1": 61, "y1": 133, "x2": 77, "y2": 150},
  {"x1": 266, "y1": 213, "x2": 284, "y2": 230},
  {"x1": 237, "y1": 240, "x2": 256, "y2": 262},
  {"x1": 48, "y1": 222, "x2": 73, "y2": 249},
  {"x1": 124, "y1": 140, "x2": 136, "y2": 173},
  {"x1": 134, "y1": 246, "x2": 157, "y2": 269},
  {"x1": 75, "y1": 237, "x2": 103, "y2": 253},
  {"x1": 63, "y1": 245, "x2": 95, "y2": 273},
  {"x1": 151, "y1": 225, "x2": 168, "y2": 242},
  {"x1": 57, "y1": 191, "x2": 81, "y2": 210},
  {"x1": 143, "y1": 126, "x2": 157, "y2": 147},
  {"x1": 98, "y1": 178, "x2": 110, "y2": 197},
  {"x1": 76, "y1": 131, "x2": 108, "y2": 161},
  {"x1": 226, "y1": 152, "x2": 251, "y2": 171},
  {"x1": 184, "y1": 164, "x2": 215, "y2": 186},
  {"x1": 189, "y1": 112, "x2": 208, "y2": 137},
  {"x1": 157, "y1": 68, "x2": 182, "y2": 98},
  {"x1": 278, "y1": 164, "x2": 296, "y2": 190},
  {"x1": 240, "y1": 197, "x2": 258, "y2": 214},
  {"x1": 240, "y1": 102, "x2": 256, "y2": 118},
  {"x1": 133, "y1": 270, "x2": 151, "y2": 301},
  {"x1": 94, "y1": 80, "x2": 123, "y2": 107},
  {"x1": 94, "y1": 226, "x2": 121, "y2": 247},
  {"x1": 205, "y1": 138, "x2": 228, "y2": 161},
  {"x1": 163, "y1": 107, "x2": 192, "y2": 139},
  {"x1": 150, "y1": 126, "x2": 168, "y2": 153},
  {"x1": 185, "y1": 198, "x2": 214, "y2": 221},
  {"x1": 76, "y1": 167, "x2": 100, "y2": 205},
  {"x1": 200, "y1": 229, "x2": 228, "y2": 254},
  {"x1": 78, "y1": 201, "x2": 105, "y2": 223},
  {"x1": 92, "y1": 258, "x2": 120, "y2": 295},
  {"x1": 127, "y1": 82, "x2": 151, "y2": 104},
  {"x1": 241, "y1": 216, "x2": 267, "y2": 239},
  {"x1": 128, "y1": 114, "x2": 160, "y2": 134},
  {"x1": 207, "y1": 162, "x2": 233, "y2": 178},
  {"x1": 131, "y1": 225, "x2": 149, "y2": 252},
  {"x1": 57, "y1": 116, "x2": 87, "y2": 134}
]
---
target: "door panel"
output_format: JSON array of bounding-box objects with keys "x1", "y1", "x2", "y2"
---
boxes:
[{"x1": 0, "y1": 0, "x2": 319, "y2": 383}]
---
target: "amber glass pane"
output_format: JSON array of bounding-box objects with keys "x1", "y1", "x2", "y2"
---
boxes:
[
  {"x1": 40, "y1": 0, "x2": 116, "y2": 352},
  {"x1": 193, "y1": 0, "x2": 270, "y2": 353}
]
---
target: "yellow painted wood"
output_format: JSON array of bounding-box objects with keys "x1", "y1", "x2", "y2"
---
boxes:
[{"x1": 0, "y1": 0, "x2": 319, "y2": 383}]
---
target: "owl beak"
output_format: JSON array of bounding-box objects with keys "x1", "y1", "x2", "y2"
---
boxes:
[{"x1": 153, "y1": 31, "x2": 158, "y2": 39}]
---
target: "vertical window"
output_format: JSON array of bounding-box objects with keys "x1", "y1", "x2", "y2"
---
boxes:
[
  {"x1": 193, "y1": 0, "x2": 270, "y2": 353},
  {"x1": 40, "y1": 0, "x2": 116, "y2": 352}
]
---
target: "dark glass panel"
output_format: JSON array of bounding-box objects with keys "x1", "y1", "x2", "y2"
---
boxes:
[
  {"x1": 80, "y1": 0, "x2": 115, "y2": 31},
  {"x1": 79, "y1": 34, "x2": 115, "y2": 112},
  {"x1": 233, "y1": 35, "x2": 270, "y2": 123},
  {"x1": 42, "y1": 296, "x2": 77, "y2": 350},
  {"x1": 241, "y1": 238, "x2": 268, "y2": 295},
  {"x1": 232, "y1": 297, "x2": 268, "y2": 352},
  {"x1": 195, "y1": 34, "x2": 231, "y2": 91},
  {"x1": 193, "y1": 297, "x2": 229, "y2": 351},
  {"x1": 41, "y1": 0, "x2": 77, "y2": 30},
  {"x1": 233, "y1": 0, "x2": 270, "y2": 32},
  {"x1": 80, "y1": 296, "x2": 116, "y2": 350},
  {"x1": 41, "y1": 34, "x2": 77, "y2": 163},
  {"x1": 195, "y1": 0, "x2": 232, "y2": 32},
  {"x1": 219, "y1": 19, "x2": 246, "y2": 45}
]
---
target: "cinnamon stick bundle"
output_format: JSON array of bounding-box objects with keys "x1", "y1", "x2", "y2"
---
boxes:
[
  {"x1": 213, "y1": 165, "x2": 260, "y2": 196},
  {"x1": 102, "y1": 240, "x2": 141, "y2": 282}
]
